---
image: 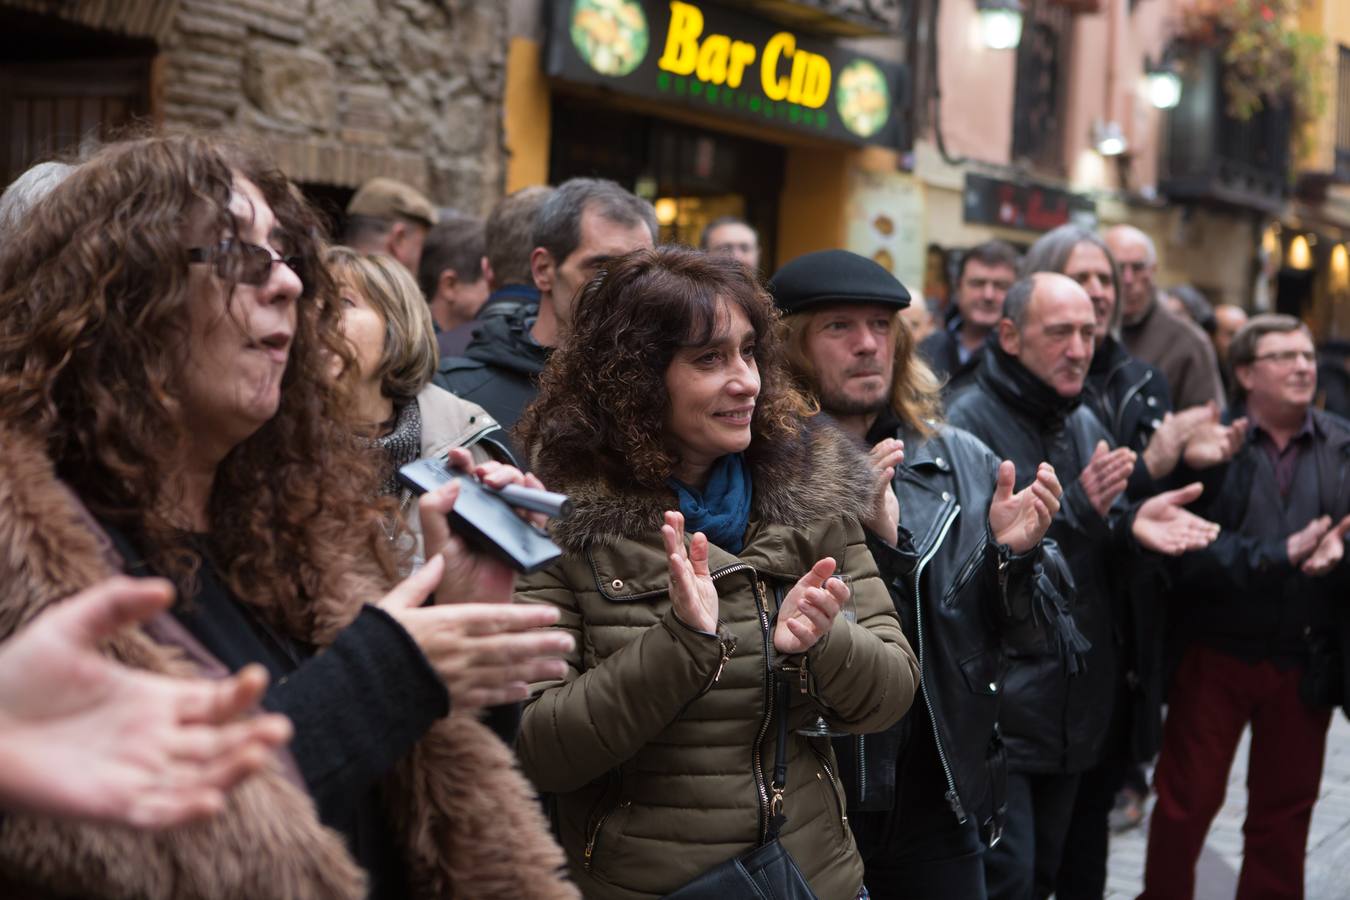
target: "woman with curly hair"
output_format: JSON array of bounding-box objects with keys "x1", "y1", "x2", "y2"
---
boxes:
[
  {"x1": 327, "y1": 246, "x2": 514, "y2": 555},
  {"x1": 514, "y1": 246, "x2": 920, "y2": 899},
  {"x1": 0, "y1": 134, "x2": 577, "y2": 900}
]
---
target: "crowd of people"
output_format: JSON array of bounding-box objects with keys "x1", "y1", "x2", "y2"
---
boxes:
[{"x1": 0, "y1": 128, "x2": 1345, "y2": 900}]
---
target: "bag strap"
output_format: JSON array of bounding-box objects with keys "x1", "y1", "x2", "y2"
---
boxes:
[{"x1": 767, "y1": 583, "x2": 792, "y2": 842}]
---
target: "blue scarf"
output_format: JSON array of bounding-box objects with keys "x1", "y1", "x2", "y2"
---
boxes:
[{"x1": 668, "y1": 453, "x2": 753, "y2": 554}]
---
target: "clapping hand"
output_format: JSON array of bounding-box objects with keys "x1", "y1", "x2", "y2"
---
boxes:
[
  {"x1": 378, "y1": 556, "x2": 572, "y2": 711},
  {"x1": 1181, "y1": 408, "x2": 1249, "y2": 470},
  {"x1": 988, "y1": 461, "x2": 1063, "y2": 554},
  {"x1": 1079, "y1": 441, "x2": 1136, "y2": 518},
  {"x1": 774, "y1": 558, "x2": 851, "y2": 655},
  {"x1": 1300, "y1": 514, "x2": 1350, "y2": 576},
  {"x1": 662, "y1": 511, "x2": 719, "y2": 634},
  {"x1": 1131, "y1": 482, "x2": 1221, "y2": 556},
  {"x1": 0, "y1": 577, "x2": 292, "y2": 829},
  {"x1": 863, "y1": 439, "x2": 904, "y2": 546}
]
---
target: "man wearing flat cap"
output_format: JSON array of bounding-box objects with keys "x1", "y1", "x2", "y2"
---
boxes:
[
  {"x1": 344, "y1": 177, "x2": 439, "y2": 273},
  {"x1": 773, "y1": 250, "x2": 1069, "y2": 898}
]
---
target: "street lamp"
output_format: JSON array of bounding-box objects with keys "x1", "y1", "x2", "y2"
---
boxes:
[
  {"x1": 1145, "y1": 56, "x2": 1183, "y2": 110},
  {"x1": 977, "y1": 0, "x2": 1024, "y2": 51}
]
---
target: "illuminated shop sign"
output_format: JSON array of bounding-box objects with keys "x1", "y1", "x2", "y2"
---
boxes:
[{"x1": 548, "y1": 0, "x2": 908, "y2": 148}]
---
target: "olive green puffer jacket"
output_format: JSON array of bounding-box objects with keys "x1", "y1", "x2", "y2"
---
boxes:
[{"x1": 516, "y1": 420, "x2": 919, "y2": 899}]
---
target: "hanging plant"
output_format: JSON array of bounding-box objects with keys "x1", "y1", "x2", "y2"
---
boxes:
[{"x1": 1178, "y1": 0, "x2": 1328, "y2": 158}]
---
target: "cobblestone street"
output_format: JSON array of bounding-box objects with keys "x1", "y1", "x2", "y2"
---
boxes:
[{"x1": 1104, "y1": 714, "x2": 1350, "y2": 899}]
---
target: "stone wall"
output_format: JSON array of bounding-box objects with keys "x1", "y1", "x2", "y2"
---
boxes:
[
  {"x1": 0, "y1": 0, "x2": 498, "y2": 212},
  {"x1": 161, "y1": 0, "x2": 509, "y2": 212}
]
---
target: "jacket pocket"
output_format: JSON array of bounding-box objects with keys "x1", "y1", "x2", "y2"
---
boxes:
[
  {"x1": 808, "y1": 743, "x2": 850, "y2": 841},
  {"x1": 583, "y1": 798, "x2": 633, "y2": 876},
  {"x1": 958, "y1": 649, "x2": 1000, "y2": 697}
]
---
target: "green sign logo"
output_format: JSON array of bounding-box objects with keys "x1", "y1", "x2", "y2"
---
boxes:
[
  {"x1": 570, "y1": 0, "x2": 650, "y2": 77},
  {"x1": 836, "y1": 59, "x2": 890, "y2": 138}
]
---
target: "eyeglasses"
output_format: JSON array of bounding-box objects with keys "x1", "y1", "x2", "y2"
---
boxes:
[
  {"x1": 1251, "y1": 350, "x2": 1316, "y2": 366},
  {"x1": 187, "y1": 239, "x2": 304, "y2": 287},
  {"x1": 1118, "y1": 261, "x2": 1152, "y2": 274}
]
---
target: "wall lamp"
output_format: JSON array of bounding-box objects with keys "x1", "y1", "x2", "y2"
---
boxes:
[
  {"x1": 1093, "y1": 119, "x2": 1127, "y2": 156},
  {"x1": 1145, "y1": 53, "x2": 1183, "y2": 110},
  {"x1": 977, "y1": 0, "x2": 1024, "y2": 51}
]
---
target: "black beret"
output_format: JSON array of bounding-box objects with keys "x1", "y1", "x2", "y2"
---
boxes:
[{"x1": 768, "y1": 249, "x2": 911, "y2": 315}]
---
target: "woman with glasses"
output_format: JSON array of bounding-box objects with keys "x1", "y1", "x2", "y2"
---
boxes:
[
  {"x1": 0, "y1": 134, "x2": 577, "y2": 899},
  {"x1": 513, "y1": 246, "x2": 919, "y2": 899},
  {"x1": 327, "y1": 246, "x2": 514, "y2": 557}
]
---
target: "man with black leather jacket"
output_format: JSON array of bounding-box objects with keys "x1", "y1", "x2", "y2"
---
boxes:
[
  {"x1": 946, "y1": 273, "x2": 1221, "y2": 900},
  {"x1": 771, "y1": 250, "x2": 1072, "y2": 899}
]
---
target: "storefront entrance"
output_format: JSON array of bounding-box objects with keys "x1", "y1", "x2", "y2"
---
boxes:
[{"x1": 549, "y1": 95, "x2": 786, "y2": 270}]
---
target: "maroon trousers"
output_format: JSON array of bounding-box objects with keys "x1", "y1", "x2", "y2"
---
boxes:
[{"x1": 1140, "y1": 644, "x2": 1333, "y2": 900}]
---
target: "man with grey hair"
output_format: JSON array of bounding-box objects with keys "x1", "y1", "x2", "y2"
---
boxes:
[
  {"x1": 946, "y1": 273, "x2": 1221, "y2": 900},
  {"x1": 1024, "y1": 227, "x2": 1247, "y2": 900},
  {"x1": 0, "y1": 161, "x2": 76, "y2": 238},
  {"x1": 1105, "y1": 225, "x2": 1224, "y2": 410},
  {"x1": 434, "y1": 177, "x2": 656, "y2": 438}
]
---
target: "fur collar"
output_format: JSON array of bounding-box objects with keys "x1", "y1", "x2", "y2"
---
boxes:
[
  {"x1": 553, "y1": 416, "x2": 875, "y2": 553},
  {"x1": 0, "y1": 427, "x2": 577, "y2": 900}
]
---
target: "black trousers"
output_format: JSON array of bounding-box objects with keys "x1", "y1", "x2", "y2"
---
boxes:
[
  {"x1": 855, "y1": 710, "x2": 988, "y2": 900},
  {"x1": 982, "y1": 770, "x2": 1080, "y2": 900},
  {"x1": 1055, "y1": 757, "x2": 1128, "y2": 900}
]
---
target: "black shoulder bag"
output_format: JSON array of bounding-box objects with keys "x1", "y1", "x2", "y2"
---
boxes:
[{"x1": 663, "y1": 676, "x2": 820, "y2": 900}]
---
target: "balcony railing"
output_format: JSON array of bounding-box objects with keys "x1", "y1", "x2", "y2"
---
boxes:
[{"x1": 1160, "y1": 44, "x2": 1292, "y2": 213}]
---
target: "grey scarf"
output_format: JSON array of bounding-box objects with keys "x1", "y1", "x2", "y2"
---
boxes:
[{"x1": 371, "y1": 399, "x2": 423, "y2": 496}]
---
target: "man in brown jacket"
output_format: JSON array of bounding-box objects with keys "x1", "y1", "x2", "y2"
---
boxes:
[{"x1": 1105, "y1": 225, "x2": 1225, "y2": 411}]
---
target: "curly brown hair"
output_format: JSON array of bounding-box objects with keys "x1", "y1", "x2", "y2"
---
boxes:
[
  {"x1": 0, "y1": 133, "x2": 400, "y2": 636},
  {"x1": 516, "y1": 246, "x2": 811, "y2": 491}
]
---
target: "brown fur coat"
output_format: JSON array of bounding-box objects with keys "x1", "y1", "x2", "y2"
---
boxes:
[{"x1": 0, "y1": 428, "x2": 577, "y2": 900}]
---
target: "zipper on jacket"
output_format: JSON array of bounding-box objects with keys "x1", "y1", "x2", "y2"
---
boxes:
[
  {"x1": 856, "y1": 734, "x2": 868, "y2": 800},
  {"x1": 914, "y1": 504, "x2": 967, "y2": 824},
  {"x1": 810, "y1": 743, "x2": 849, "y2": 835},
  {"x1": 750, "y1": 576, "x2": 776, "y2": 843},
  {"x1": 1113, "y1": 366, "x2": 1155, "y2": 440},
  {"x1": 582, "y1": 799, "x2": 631, "y2": 871}
]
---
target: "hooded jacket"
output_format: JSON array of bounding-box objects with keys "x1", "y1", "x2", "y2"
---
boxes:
[
  {"x1": 0, "y1": 427, "x2": 577, "y2": 900},
  {"x1": 433, "y1": 306, "x2": 547, "y2": 439},
  {"x1": 947, "y1": 346, "x2": 1140, "y2": 774},
  {"x1": 515, "y1": 420, "x2": 919, "y2": 899}
]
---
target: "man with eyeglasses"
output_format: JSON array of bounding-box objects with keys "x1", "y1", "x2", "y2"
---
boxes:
[
  {"x1": 1105, "y1": 225, "x2": 1224, "y2": 411},
  {"x1": 1140, "y1": 314, "x2": 1350, "y2": 900}
]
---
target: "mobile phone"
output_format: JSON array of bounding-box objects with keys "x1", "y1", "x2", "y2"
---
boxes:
[{"x1": 398, "y1": 457, "x2": 565, "y2": 574}]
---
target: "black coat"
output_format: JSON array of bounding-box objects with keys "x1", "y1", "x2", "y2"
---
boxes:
[
  {"x1": 947, "y1": 346, "x2": 1141, "y2": 774},
  {"x1": 433, "y1": 306, "x2": 548, "y2": 446},
  {"x1": 919, "y1": 325, "x2": 985, "y2": 400},
  {"x1": 833, "y1": 416, "x2": 1077, "y2": 842},
  {"x1": 1173, "y1": 409, "x2": 1350, "y2": 700},
  {"x1": 1081, "y1": 336, "x2": 1174, "y2": 760}
]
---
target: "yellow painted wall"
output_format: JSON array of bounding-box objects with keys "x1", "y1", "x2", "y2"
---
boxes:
[
  {"x1": 777, "y1": 145, "x2": 853, "y2": 263},
  {"x1": 504, "y1": 37, "x2": 551, "y2": 191},
  {"x1": 1299, "y1": 0, "x2": 1350, "y2": 172}
]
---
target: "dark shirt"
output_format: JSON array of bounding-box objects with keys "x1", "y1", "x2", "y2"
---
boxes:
[{"x1": 1254, "y1": 412, "x2": 1316, "y2": 499}]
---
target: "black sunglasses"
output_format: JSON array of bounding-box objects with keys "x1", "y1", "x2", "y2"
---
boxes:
[{"x1": 187, "y1": 239, "x2": 305, "y2": 287}]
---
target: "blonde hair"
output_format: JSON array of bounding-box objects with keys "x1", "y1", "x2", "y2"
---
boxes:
[
  {"x1": 327, "y1": 246, "x2": 438, "y2": 402},
  {"x1": 782, "y1": 308, "x2": 943, "y2": 439}
]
